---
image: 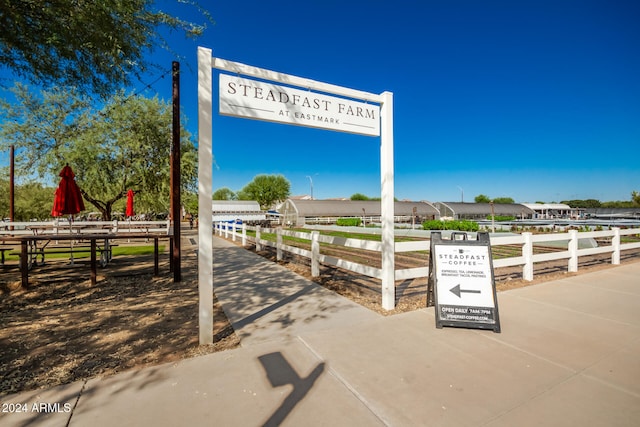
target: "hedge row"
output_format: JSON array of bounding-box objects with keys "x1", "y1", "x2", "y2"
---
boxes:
[
  {"x1": 336, "y1": 217, "x2": 362, "y2": 226},
  {"x1": 422, "y1": 219, "x2": 479, "y2": 232}
]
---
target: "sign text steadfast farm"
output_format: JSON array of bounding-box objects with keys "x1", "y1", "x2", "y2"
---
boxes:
[{"x1": 219, "y1": 74, "x2": 380, "y2": 137}]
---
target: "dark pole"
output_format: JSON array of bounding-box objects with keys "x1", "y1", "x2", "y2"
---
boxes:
[
  {"x1": 9, "y1": 145, "x2": 15, "y2": 223},
  {"x1": 171, "y1": 61, "x2": 181, "y2": 282}
]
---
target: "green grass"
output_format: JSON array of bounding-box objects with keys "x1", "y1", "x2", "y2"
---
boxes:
[{"x1": 112, "y1": 245, "x2": 165, "y2": 256}]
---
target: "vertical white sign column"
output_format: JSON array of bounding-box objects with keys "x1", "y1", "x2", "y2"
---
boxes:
[
  {"x1": 380, "y1": 91, "x2": 395, "y2": 310},
  {"x1": 197, "y1": 47, "x2": 214, "y2": 344}
]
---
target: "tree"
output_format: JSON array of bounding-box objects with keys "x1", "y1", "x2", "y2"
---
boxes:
[
  {"x1": 0, "y1": 85, "x2": 197, "y2": 220},
  {"x1": 14, "y1": 181, "x2": 55, "y2": 220},
  {"x1": 474, "y1": 194, "x2": 491, "y2": 203},
  {"x1": 0, "y1": 0, "x2": 211, "y2": 96},
  {"x1": 238, "y1": 175, "x2": 290, "y2": 209},
  {"x1": 492, "y1": 197, "x2": 515, "y2": 204},
  {"x1": 181, "y1": 190, "x2": 198, "y2": 218},
  {"x1": 350, "y1": 193, "x2": 370, "y2": 201},
  {"x1": 632, "y1": 191, "x2": 640, "y2": 206},
  {"x1": 0, "y1": 84, "x2": 96, "y2": 176},
  {"x1": 474, "y1": 194, "x2": 513, "y2": 204},
  {"x1": 561, "y1": 199, "x2": 601, "y2": 208},
  {"x1": 350, "y1": 193, "x2": 382, "y2": 201},
  {"x1": 213, "y1": 187, "x2": 237, "y2": 200},
  {"x1": 0, "y1": 175, "x2": 54, "y2": 220}
]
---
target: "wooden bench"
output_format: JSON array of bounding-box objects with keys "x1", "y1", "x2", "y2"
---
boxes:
[{"x1": 3, "y1": 233, "x2": 167, "y2": 287}]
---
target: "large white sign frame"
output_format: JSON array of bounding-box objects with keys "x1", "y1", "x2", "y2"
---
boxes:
[{"x1": 197, "y1": 46, "x2": 394, "y2": 344}]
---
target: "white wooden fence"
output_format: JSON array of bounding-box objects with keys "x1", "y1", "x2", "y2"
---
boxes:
[{"x1": 215, "y1": 222, "x2": 640, "y2": 283}]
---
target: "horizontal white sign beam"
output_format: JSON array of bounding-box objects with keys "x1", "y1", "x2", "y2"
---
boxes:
[
  {"x1": 212, "y1": 58, "x2": 382, "y2": 103},
  {"x1": 220, "y1": 74, "x2": 380, "y2": 137}
]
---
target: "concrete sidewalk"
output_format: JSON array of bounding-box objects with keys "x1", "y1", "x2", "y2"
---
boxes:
[{"x1": 2, "y1": 235, "x2": 639, "y2": 426}]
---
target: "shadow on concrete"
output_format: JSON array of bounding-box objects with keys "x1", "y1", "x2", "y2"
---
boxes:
[
  {"x1": 212, "y1": 242, "x2": 367, "y2": 343},
  {"x1": 258, "y1": 352, "x2": 325, "y2": 427}
]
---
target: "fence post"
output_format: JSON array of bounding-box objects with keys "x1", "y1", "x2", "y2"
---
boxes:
[
  {"x1": 231, "y1": 222, "x2": 236, "y2": 242},
  {"x1": 276, "y1": 227, "x2": 283, "y2": 261},
  {"x1": 256, "y1": 225, "x2": 262, "y2": 251},
  {"x1": 311, "y1": 230, "x2": 320, "y2": 277},
  {"x1": 568, "y1": 229, "x2": 578, "y2": 273},
  {"x1": 218, "y1": 222, "x2": 222, "y2": 236},
  {"x1": 224, "y1": 223, "x2": 229, "y2": 239},
  {"x1": 612, "y1": 227, "x2": 621, "y2": 265},
  {"x1": 522, "y1": 232, "x2": 533, "y2": 281},
  {"x1": 242, "y1": 223, "x2": 247, "y2": 246}
]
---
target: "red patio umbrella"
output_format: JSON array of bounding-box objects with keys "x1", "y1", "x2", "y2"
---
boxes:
[
  {"x1": 51, "y1": 164, "x2": 85, "y2": 217},
  {"x1": 126, "y1": 189, "x2": 135, "y2": 218}
]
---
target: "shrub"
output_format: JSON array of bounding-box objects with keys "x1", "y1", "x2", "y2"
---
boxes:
[
  {"x1": 422, "y1": 219, "x2": 479, "y2": 232},
  {"x1": 336, "y1": 217, "x2": 361, "y2": 226}
]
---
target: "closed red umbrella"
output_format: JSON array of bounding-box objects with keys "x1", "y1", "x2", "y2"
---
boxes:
[
  {"x1": 126, "y1": 189, "x2": 135, "y2": 218},
  {"x1": 51, "y1": 164, "x2": 85, "y2": 217}
]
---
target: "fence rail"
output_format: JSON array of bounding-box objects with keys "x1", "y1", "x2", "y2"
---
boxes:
[{"x1": 215, "y1": 222, "x2": 640, "y2": 285}]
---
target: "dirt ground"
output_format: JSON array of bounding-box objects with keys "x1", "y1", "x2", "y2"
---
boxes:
[
  {"x1": 1, "y1": 235, "x2": 638, "y2": 397},
  {"x1": 0, "y1": 247, "x2": 239, "y2": 397}
]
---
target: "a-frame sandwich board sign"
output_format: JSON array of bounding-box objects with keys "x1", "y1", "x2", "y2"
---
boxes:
[{"x1": 427, "y1": 232, "x2": 501, "y2": 333}]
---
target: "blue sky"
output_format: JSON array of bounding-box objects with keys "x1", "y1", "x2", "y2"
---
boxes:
[{"x1": 4, "y1": 0, "x2": 640, "y2": 203}]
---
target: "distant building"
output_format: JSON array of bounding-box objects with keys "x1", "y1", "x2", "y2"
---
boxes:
[
  {"x1": 212, "y1": 200, "x2": 266, "y2": 223},
  {"x1": 584, "y1": 208, "x2": 640, "y2": 220},
  {"x1": 520, "y1": 203, "x2": 579, "y2": 219},
  {"x1": 434, "y1": 202, "x2": 535, "y2": 220},
  {"x1": 279, "y1": 199, "x2": 439, "y2": 227}
]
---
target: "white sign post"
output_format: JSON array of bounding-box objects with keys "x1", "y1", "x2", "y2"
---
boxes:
[{"x1": 197, "y1": 47, "x2": 395, "y2": 344}]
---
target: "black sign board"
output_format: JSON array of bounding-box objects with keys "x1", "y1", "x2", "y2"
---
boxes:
[{"x1": 427, "y1": 232, "x2": 501, "y2": 333}]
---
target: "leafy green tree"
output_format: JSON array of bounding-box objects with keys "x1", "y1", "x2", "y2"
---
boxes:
[
  {"x1": 238, "y1": 175, "x2": 290, "y2": 209},
  {"x1": 350, "y1": 193, "x2": 382, "y2": 201},
  {"x1": 0, "y1": 85, "x2": 197, "y2": 220},
  {"x1": 213, "y1": 187, "x2": 237, "y2": 200},
  {"x1": 0, "y1": 0, "x2": 211, "y2": 95},
  {"x1": 0, "y1": 178, "x2": 54, "y2": 221},
  {"x1": 14, "y1": 181, "x2": 55, "y2": 220},
  {"x1": 561, "y1": 199, "x2": 601, "y2": 208},
  {"x1": 182, "y1": 190, "x2": 198, "y2": 218},
  {"x1": 474, "y1": 194, "x2": 491, "y2": 203},
  {"x1": 632, "y1": 191, "x2": 640, "y2": 206},
  {"x1": 350, "y1": 193, "x2": 370, "y2": 201},
  {"x1": 492, "y1": 197, "x2": 515, "y2": 204},
  {"x1": 0, "y1": 83, "x2": 92, "y2": 178}
]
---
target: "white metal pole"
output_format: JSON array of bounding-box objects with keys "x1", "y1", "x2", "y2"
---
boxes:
[
  {"x1": 197, "y1": 46, "x2": 214, "y2": 345},
  {"x1": 380, "y1": 91, "x2": 395, "y2": 310}
]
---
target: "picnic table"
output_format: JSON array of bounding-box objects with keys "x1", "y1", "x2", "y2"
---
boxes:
[{"x1": 0, "y1": 232, "x2": 171, "y2": 287}]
